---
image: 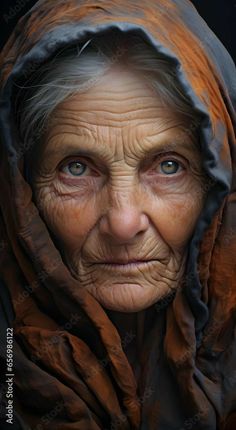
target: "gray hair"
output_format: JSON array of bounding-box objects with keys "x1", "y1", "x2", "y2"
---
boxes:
[{"x1": 14, "y1": 29, "x2": 200, "y2": 157}]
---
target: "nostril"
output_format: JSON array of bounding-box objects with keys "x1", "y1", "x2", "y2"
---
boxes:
[{"x1": 99, "y1": 210, "x2": 149, "y2": 242}]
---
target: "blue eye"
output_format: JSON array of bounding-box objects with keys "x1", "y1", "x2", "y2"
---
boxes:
[
  {"x1": 160, "y1": 160, "x2": 180, "y2": 175},
  {"x1": 64, "y1": 161, "x2": 87, "y2": 176}
]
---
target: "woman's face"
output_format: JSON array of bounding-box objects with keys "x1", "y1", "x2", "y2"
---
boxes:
[{"x1": 32, "y1": 64, "x2": 206, "y2": 312}]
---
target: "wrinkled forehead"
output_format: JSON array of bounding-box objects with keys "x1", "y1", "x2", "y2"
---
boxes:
[{"x1": 21, "y1": 49, "x2": 201, "y2": 171}]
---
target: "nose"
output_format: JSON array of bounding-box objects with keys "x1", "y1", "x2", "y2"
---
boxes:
[{"x1": 99, "y1": 191, "x2": 149, "y2": 243}]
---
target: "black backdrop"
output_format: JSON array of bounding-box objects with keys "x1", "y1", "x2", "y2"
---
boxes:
[{"x1": 0, "y1": 0, "x2": 235, "y2": 62}]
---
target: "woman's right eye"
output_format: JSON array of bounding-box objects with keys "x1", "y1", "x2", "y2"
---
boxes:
[{"x1": 60, "y1": 160, "x2": 90, "y2": 176}]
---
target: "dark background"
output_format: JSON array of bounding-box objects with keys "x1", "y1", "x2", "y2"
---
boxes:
[{"x1": 0, "y1": 0, "x2": 236, "y2": 63}]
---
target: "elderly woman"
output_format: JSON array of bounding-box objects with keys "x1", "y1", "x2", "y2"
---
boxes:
[{"x1": 0, "y1": 0, "x2": 236, "y2": 429}]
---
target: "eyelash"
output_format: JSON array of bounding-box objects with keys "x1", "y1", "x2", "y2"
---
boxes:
[
  {"x1": 148, "y1": 154, "x2": 186, "y2": 175},
  {"x1": 59, "y1": 157, "x2": 97, "y2": 177},
  {"x1": 58, "y1": 153, "x2": 187, "y2": 179}
]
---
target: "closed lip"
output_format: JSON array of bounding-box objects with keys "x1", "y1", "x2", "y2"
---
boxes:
[
  {"x1": 96, "y1": 259, "x2": 155, "y2": 265},
  {"x1": 95, "y1": 259, "x2": 157, "y2": 272}
]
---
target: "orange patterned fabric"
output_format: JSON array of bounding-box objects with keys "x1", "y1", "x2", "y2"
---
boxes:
[{"x1": 0, "y1": 0, "x2": 236, "y2": 429}]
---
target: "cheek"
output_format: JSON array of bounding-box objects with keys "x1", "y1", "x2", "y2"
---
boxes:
[
  {"x1": 150, "y1": 190, "x2": 204, "y2": 248},
  {"x1": 36, "y1": 190, "x2": 97, "y2": 253}
]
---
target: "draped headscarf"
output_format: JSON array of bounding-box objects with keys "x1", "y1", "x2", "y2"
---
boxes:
[{"x1": 0, "y1": 0, "x2": 236, "y2": 429}]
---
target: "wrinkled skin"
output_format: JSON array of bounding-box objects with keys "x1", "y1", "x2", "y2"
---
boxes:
[{"x1": 32, "y1": 64, "x2": 206, "y2": 313}]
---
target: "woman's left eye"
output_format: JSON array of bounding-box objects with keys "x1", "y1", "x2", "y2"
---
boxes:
[
  {"x1": 157, "y1": 160, "x2": 183, "y2": 175},
  {"x1": 60, "y1": 161, "x2": 89, "y2": 176}
]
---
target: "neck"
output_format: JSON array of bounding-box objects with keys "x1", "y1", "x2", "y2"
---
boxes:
[
  {"x1": 106, "y1": 307, "x2": 144, "y2": 333},
  {"x1": 105, "y1": 306, "x2": 158, "y2": 383}
]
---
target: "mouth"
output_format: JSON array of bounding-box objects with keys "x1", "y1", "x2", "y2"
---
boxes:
[{"x1": 95, "y1": 259, "x2": 157, "y2": 272}]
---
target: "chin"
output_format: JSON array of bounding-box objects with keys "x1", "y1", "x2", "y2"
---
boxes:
[{"x1": 86, "y1": 281, "x2": 174, "y2": 313}]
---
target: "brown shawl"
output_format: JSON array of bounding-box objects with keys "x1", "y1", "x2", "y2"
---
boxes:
[{"x1": 0, "y1": 0, "x2": 236, "y2": 429}]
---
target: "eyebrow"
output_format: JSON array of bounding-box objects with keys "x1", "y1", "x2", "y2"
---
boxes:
[{"x1": 45, "y1": 132, "x2": 198, "y2": 162}]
